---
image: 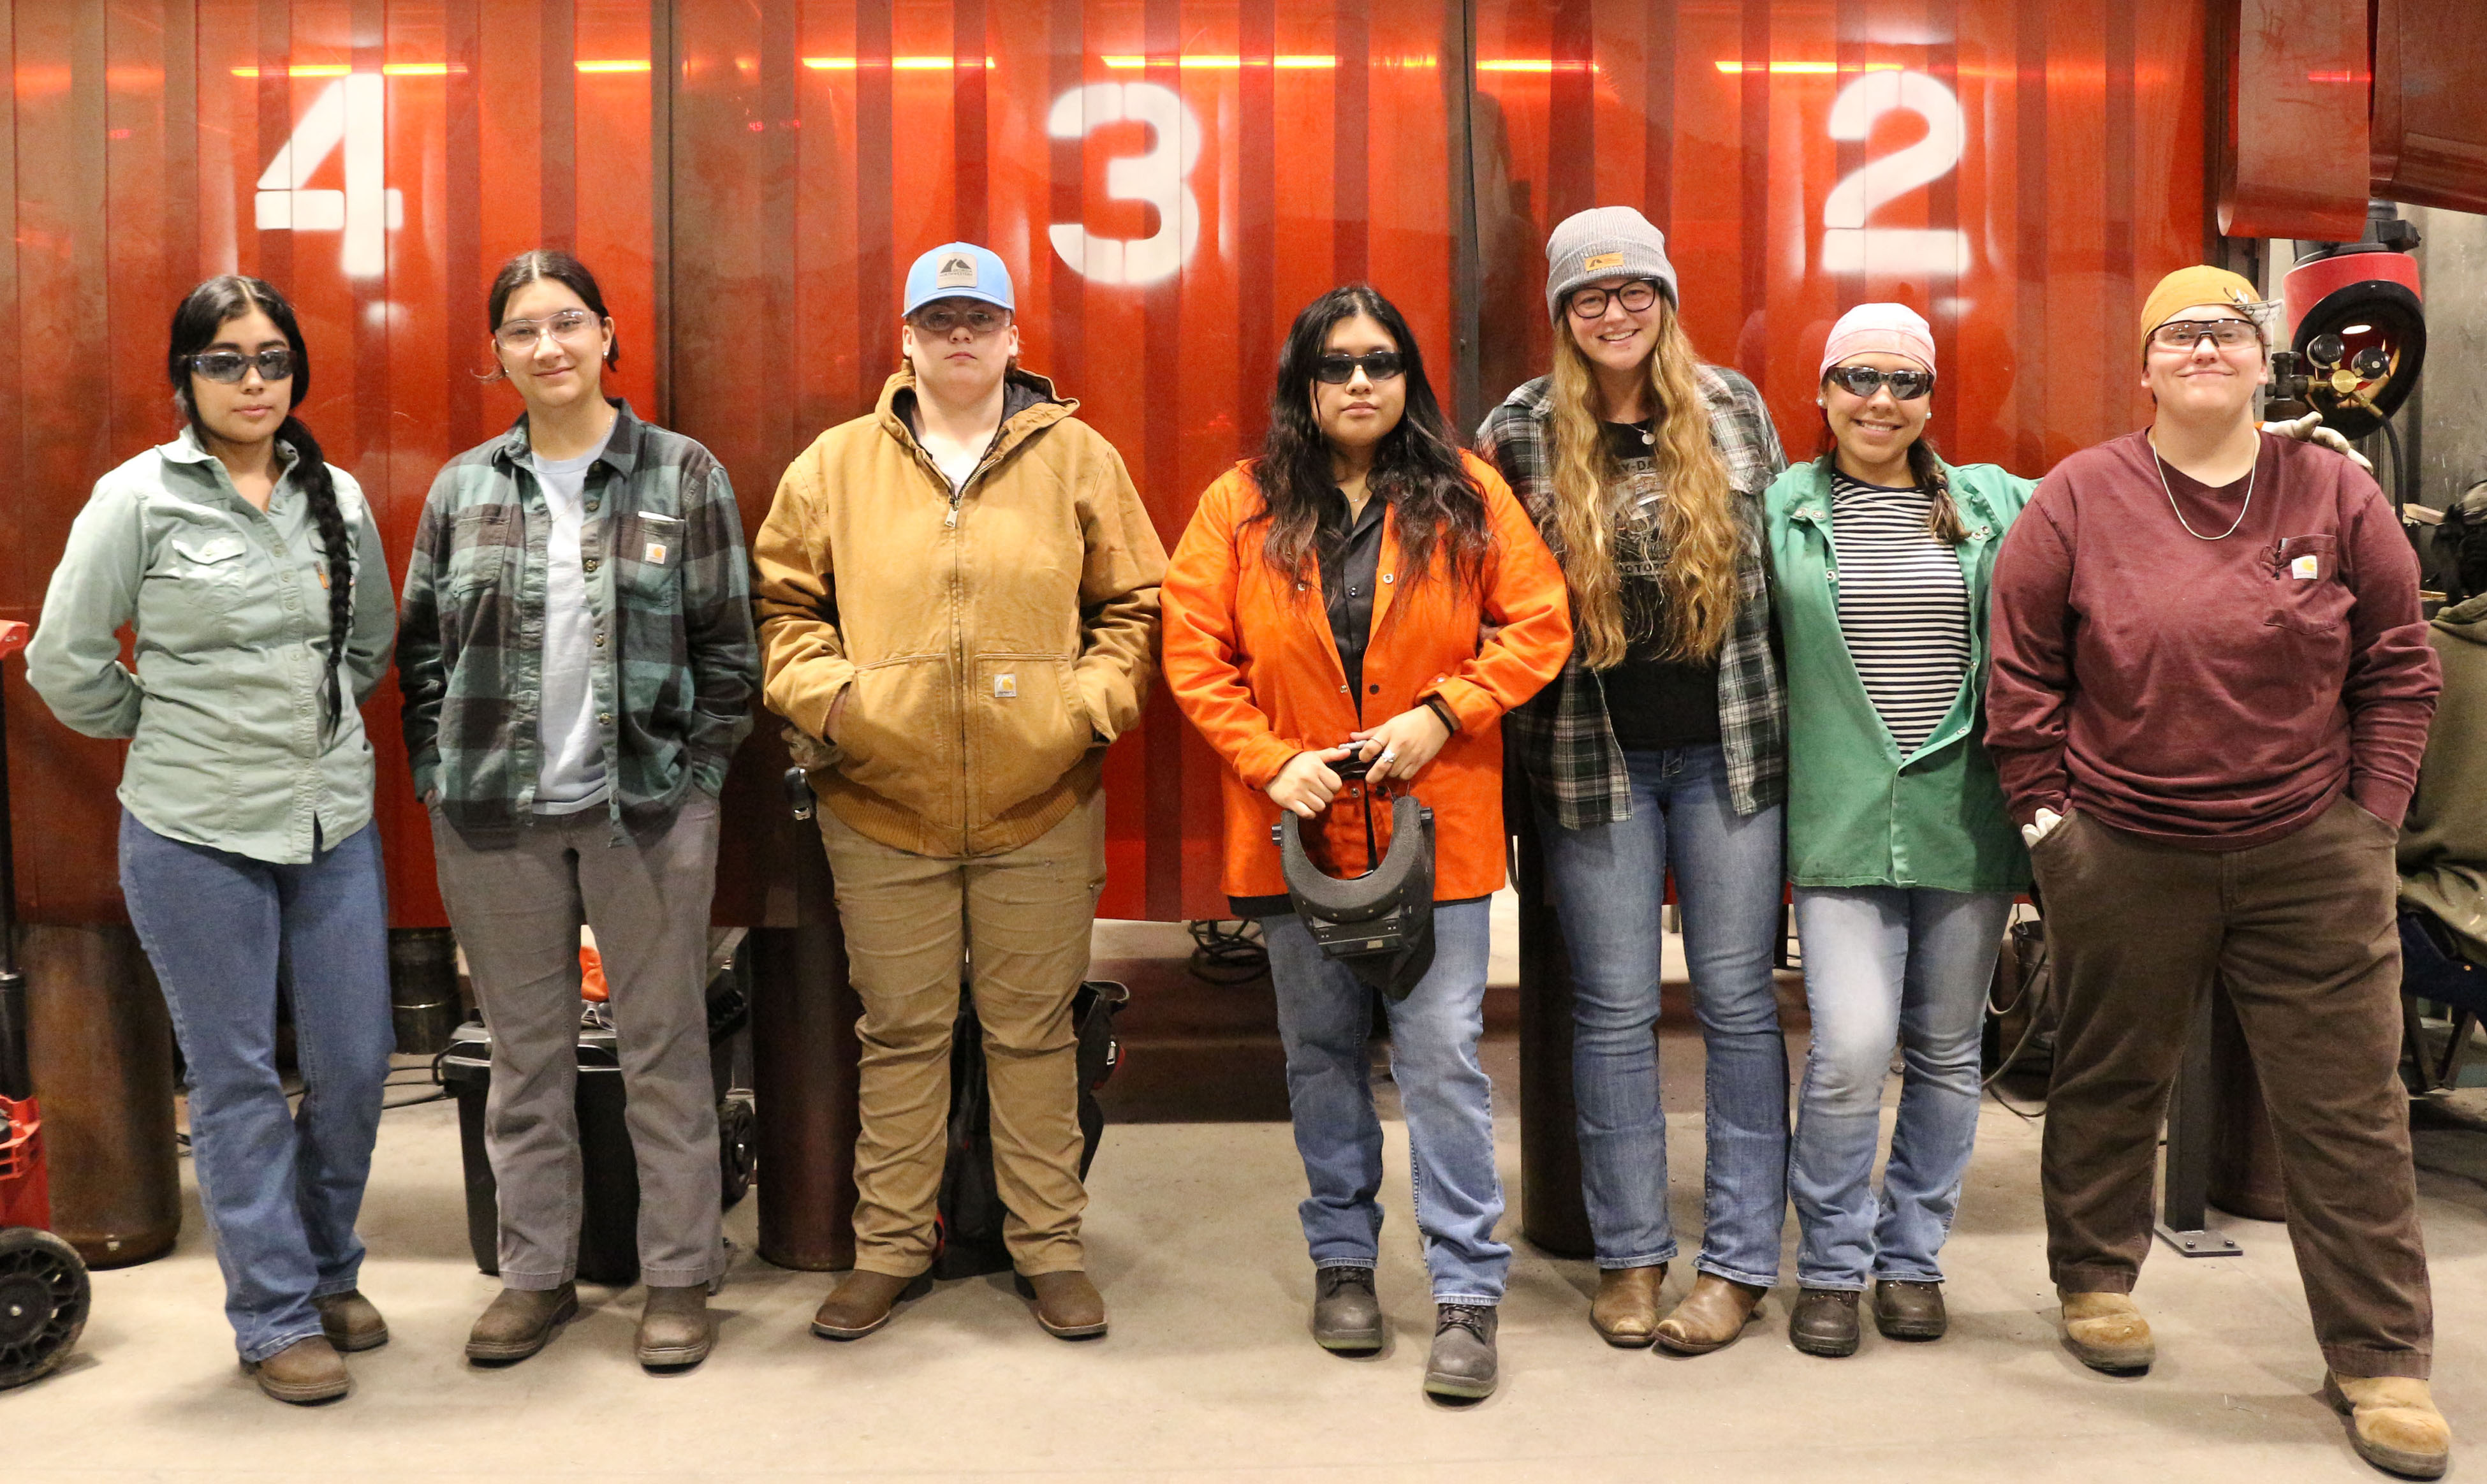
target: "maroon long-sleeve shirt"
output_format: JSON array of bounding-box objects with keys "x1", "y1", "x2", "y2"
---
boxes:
[{"x1": 1987, "y1": 429, "x2": 2440, "y2": 849}]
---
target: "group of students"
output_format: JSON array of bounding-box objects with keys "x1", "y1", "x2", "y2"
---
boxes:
[{"x1": 22, "y1": 205, "x2": 2452, "y2": 1478}]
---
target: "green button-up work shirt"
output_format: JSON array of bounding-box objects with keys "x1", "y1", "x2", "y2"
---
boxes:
[
  {"x1": 28, "y1": 429, "x2": 397, "y2": 865},
  {"x1": 1764, "y1": 455, "x2": 2034, "y2": 893}
]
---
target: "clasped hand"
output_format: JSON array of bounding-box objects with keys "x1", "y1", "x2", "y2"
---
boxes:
[{"x1": 1263, "y1": 705, "x2": 1453, "y2": 819}]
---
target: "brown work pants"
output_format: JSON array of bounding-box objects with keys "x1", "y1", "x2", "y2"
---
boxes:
[
  {"x1": 818, "y1": 789, "x2": 1105, "y2": 1278},
  {"x1": 2033, "y1": 795, "x2": 2432, "y2": 1379}
]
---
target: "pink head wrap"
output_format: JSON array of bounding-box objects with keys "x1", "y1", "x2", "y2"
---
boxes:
[{"x1": 1819, "y1": 302, "x2": 1936, "y2": 379}]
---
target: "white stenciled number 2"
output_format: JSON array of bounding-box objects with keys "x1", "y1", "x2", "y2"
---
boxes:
[
  {"x1": 1046, "y1": 82, "x2": 1202, "y2": 287},
  {"x1": 255, "y1": 76, "x2": 404, "y2": 280},
  {"x1": 1821, "y1": 70, "x2": 1969, "y2": 277}
]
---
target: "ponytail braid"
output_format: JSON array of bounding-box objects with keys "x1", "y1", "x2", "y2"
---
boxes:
[{"x1": 280, "y1": 415, "x2": 355, "y2": 736}]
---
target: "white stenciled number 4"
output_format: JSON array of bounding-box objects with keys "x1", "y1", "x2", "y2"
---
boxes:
[{"x1": 255, "y1": 76, "x2": 404, "y2": 279}]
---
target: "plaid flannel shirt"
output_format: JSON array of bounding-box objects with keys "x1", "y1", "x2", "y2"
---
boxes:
[
  {"x1": 399, "y1": 400, "x2": 758, "y2": 844},
  {"x1": 1477, "y1": 365, "x2": 1788, "y2": 827}
]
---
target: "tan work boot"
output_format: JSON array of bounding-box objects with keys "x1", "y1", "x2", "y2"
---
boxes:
[
  {"x1": 1653, "y1": 1272, "x2": 1768, "y2": 1355},
  {"x1": 1016, "y1": 1270, "x2": 1108, "y2": 1339},
  {"x1": 2324, "y1": 1373, "x2": 2451, "y2": 1480},
  {"x1": 810, "y1": 1270, "x2": 931, "y2": 1341},
  {"x1": 249, "y1": 1335, "x2": 350, "y2": 1404},
  {"x1": 636, "y1": 1284, "x2": 712, "y2": 1370},
  {"x1": 1590, "y1": 1264, "x2": 1666, "y2": 1348},
  {"x1": 313, "y1": 1289, "x2": 389, "y2": 1352},
  {"x1": 2058, "y1": 1289, "x2": 2154, "y2": 1374},
  {"x1": 465, "y1": 1283, "x2": 579, "y2": 1364}
]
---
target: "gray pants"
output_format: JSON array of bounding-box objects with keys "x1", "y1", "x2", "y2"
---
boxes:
[{"x1": 432, "y1": 796, "x2": 723, "y2": 1289}]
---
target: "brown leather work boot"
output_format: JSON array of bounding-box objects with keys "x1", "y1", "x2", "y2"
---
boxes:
[
  {"x1": 1016, "y1": 1270, "x2": 1108, "y2": 1339},
  {"x1": 249, "y1": 1335, "x2": 350, "y2": 1404},
  {"x1": 1590, "y1": 1264, "x2": 1666, "y2": 1348},
  {"x1": 313, "y1": 1289, "x2": 389, "y2": 1353},
  {"x1": 2324, "y1": 1373, "x2": 2451, "y2": 1480},
  {"x1": 2058, "y1": 1289, "x2": 2154, "y2": 1374},
  {"x1": 465, "y1": 1283, "x2": 579, "y2": 1364},
  {"x1": 1873, "y1": 1279, "x2": 1946, "y2": 1341},
  {"x1": 810, "y1": 1270, "x2": 931, "y2": 1341},
  {"x1": 1652, "y1": 1272, "x2": 1768, "y2": 1356},
  {"x1": 636, "y1": 1284, "x2": 712, "y2": 1370}
]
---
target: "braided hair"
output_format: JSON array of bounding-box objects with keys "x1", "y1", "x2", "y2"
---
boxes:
[{"x1": 168, "y1": 276, "x2": 355, "y2": 737}]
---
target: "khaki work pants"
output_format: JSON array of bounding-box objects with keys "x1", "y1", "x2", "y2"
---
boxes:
[
  {"x1": 819, "y1": 789, "x2": 1106, "y2": 1277},
  {"x1": 2033, "y1": 795, "x2": 2433, "y2": 1379}
]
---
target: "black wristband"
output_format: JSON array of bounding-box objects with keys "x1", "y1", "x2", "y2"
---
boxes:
[{"x1": 1422, "y1": 693, "x2": 1461, "y2": 736}]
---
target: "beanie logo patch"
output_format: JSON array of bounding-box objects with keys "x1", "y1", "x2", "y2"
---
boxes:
[
  {"x1": 1583, "y1": 251, "x2": 1625, "y2": 272},
  {"x1": 936, "y1": 253, "x2": 978, "y2": 288}
]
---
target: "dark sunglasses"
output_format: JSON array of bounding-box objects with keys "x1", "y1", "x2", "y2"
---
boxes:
[
  {"x1": 1314, "y1": 351, "x2": 1405, "y2": 385},
  {"x1": 190, "y1": 348, "x2": 296, "y2": 384},
  {"x1": 1824, "y1": 364, "x2": 1935, "y2": 400}
]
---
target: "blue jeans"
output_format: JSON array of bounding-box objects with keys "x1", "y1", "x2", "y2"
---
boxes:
[
  {"x1": 1535, "y1": 745, "x2": 1789, "y2": 1283},
  {"x1": 118, "y1": 811, "x2": 394, "y2": 1362},
  {"x1": 1261, "y1": 900, "x2": 1508, "y2": 1305},
  {"x1": 1789, "y1": 886, "x2": 2013, "y2": 1289}
]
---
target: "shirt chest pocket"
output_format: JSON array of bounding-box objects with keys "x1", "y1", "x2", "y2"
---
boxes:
[
  {"x1": 615, "y1": 510, "x2": 684, "y2": 605},
  {"x1": 2264, "y1": 533, "x2": 2349, "y2": 638},
  {"x1": 447, "y1": 506, "x2": 517, "y2": 596},
  {"x1": 169, "y1": 533, "x2": 248, "y2": 587}
]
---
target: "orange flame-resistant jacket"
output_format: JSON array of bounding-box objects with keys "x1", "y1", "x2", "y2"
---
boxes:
[{"x1": 1161, "y1": 453, "x2": 1574, "y2": 902}]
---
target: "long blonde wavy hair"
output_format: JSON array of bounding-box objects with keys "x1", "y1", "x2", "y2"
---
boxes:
[{"x1": 1545, "y1": 300, "x2": 1743, "y2": 669}]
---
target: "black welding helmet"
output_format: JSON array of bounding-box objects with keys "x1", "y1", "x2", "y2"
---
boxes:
[{"x1": 1273, "y1": 760, "x2": 1436, "y2": 1001}]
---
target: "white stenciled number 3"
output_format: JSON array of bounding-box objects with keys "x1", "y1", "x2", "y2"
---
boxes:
[{"x1": 1046, "y1": 82, "x2": 1203, "y2": 287}]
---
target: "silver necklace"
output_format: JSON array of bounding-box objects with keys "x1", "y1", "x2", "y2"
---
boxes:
[{"x1": 2151, "y1": 436, "x2": 2255, "y2": 541}]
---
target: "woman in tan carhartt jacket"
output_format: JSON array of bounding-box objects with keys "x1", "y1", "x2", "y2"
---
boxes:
[{"x1": 752, "y1": 243, "x2": 1165, "y2": 1344}]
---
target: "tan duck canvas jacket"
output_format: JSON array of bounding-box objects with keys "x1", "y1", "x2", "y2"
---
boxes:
[{"x1": 753, "y1": 365, "x2": 1166, "y2": 858}]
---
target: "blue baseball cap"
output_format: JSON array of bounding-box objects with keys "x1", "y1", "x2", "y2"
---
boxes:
[{"x1": 904, "y1": 242, "x2": 1015, "y2": 317}]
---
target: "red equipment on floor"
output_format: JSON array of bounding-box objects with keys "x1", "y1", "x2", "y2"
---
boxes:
[{"x1": 0, "y1": 617, "x2": 91, "y2": 1388}]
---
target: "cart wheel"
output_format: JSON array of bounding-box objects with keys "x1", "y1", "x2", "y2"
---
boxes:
[
  {"x1": 717, "y1": 1094, "x2": 757, "y2": 1209},
  {"x1": 0, "y1": 1226, "x2": 89, "y2": 1390}
]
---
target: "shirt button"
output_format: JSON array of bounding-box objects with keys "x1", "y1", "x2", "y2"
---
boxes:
[
  {"x1": 1339, "y1": 684, "x2": 1349, "y2": 693},
  {"x1": 583, "y1": 557, "x2": 599, "y2": 573},
  {"x1": 1349, "y1": 587, "x2": 1360, "y2": 598},
  {"x1": 1381, "y1": 573, "x2": 1394, "y2": 584},
  {"x1": 586, "y1": 497, "x2": 601, "y2": 512},
  {"x1": 598, "y1": 712, "x2": 612, "y2": 725},
  {"x1": 594, "y1": 633, "x2": 607, "y2": 647},
  {"x1": 1368, "y1": 684, "x2": 1380, "y2": 694}
]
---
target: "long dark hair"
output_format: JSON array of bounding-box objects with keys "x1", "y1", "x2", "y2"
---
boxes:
[
  {"x1": 1813, "y1": 406, "x2": 1969, "y2": 546},
  {"x1": 168, "y1": 275, "x2": 354, "y2": 735},
  {"x1": 1247, "y1": 284, "x2": 1490, "y2": 593},
  {"x1": 487, "y1": 248, "x2": 619, "y2": 372}
]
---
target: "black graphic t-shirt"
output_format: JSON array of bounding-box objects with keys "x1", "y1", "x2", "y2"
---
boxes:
[{"x1": 1596, "y1": 419, "x2": 1723, "y2": 751}]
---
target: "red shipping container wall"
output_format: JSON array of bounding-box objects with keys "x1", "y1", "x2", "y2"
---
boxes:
[{"x1": 0, "y1": 0, "x2": 2230, "y2": 927}]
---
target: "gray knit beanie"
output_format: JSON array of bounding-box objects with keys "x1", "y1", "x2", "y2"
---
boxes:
[{"x1": 1544, "y1": 206, "x2": 1679, "y2": 323}]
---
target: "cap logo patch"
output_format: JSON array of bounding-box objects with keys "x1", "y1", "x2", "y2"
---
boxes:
[
  {"x1": 1583, "y1": 251, "x2": 1625, "y2": 271},
  {"x1": 935, "y1": 253, "x2": 978, "y2": 288}
]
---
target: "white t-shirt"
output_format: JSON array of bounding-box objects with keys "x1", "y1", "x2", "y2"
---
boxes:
[{"x1": 531, "y1": 425, "x2": 617, "y2": 814}]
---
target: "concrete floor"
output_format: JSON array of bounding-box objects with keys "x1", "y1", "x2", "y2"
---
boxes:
[{"x1": 11, "y1": 913, "x2": 2487, "y2": 1481}]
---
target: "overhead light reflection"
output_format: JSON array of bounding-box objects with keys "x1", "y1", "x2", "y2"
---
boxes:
[{"x1": 800, "y1": 56, "x2": 995, "y2": 70}]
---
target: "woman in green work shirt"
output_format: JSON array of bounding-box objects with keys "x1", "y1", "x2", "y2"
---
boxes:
[
  {"x1": 1763, "y1": 304, "x2": 2030, "y2": 1360},
  {"x1": 28, "y1": 275, "x2": 398, "y2": 1403}
]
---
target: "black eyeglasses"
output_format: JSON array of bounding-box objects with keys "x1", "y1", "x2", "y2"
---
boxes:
[
  {"x1": 2150, "y1": 318, "x2": 2263, "y2": 351},
  {"x1": 1824, "y1": 364, "x2": 1935, "y2": 400},
  {"x1": 189, "y1": 348, "x2": 295, "y2": 384},
  {"x1": 1567, "y1": 281, "x2": 1662, "y2": 319},
  {"x1": 1314, "y1": 351, "x2": 1405, "y2": 385}
]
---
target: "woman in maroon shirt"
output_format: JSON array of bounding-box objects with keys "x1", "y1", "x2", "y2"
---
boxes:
[{"x1": 1988, "y1": 265, "x2": 2447, "y2": 1479}]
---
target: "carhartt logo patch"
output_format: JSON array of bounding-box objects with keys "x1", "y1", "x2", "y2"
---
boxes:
[
  {"x1": 1583, "y1": 251, "x2": 1625, "y2": 271},
  {"x1": 2291, "y1": 555, "x2": 2319, "y2": 579},
  {"x1": 994, "y1": 673, "x2": 1017, "y2": 699},
  {"x1": 936, "y1": 253, "x2": 978, "y2": 288},
  {"x1": 644, "y1": 541, "x2": 668, "y2": 564}
]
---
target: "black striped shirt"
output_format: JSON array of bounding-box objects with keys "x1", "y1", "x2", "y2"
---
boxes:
[{"x1": 1828, "y1": 471, "x2": 1969, "y2": 755}]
